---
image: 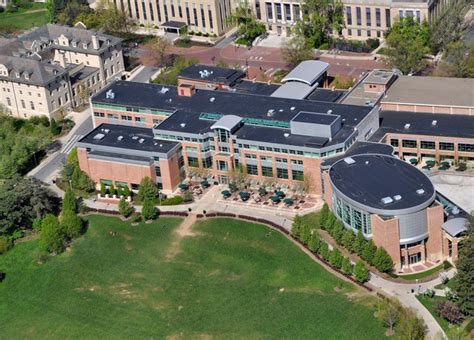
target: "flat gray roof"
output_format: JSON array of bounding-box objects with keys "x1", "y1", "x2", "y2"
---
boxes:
[
  {"x1": 281, "y1": 60, "x2": 329, "y2": 86},
  {"x1": 383, "y1": 76, "x2": 474, "y2": 108},
  {"x1": 210, "y1": 115, "x2": 241, "y2": 132},
  {"x1": 442, "y1": 217, "x2": 469, "y2": 237},
  {"x1": 364, "y1": 70, "x2": 397, "y2": 85},
  {"x1": 270, "y1": 81, "x2": 317, "y2": 100}
]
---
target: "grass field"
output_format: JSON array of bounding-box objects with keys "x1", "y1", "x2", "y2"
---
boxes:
[
  {"x1": 0, "y1": 4, "x2": 48, "y2": 32},
  {"x1": 417, "y1": 295, "x2": 451, "y2": 333},
  {"x1": 0, "y1": 216, "x2": 385, "y2": 338}
]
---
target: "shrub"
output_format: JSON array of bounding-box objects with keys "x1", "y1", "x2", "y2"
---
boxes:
[
  {"x1": 354, "y1": 230, "x2": 365, "y2": 256},
  {"x1": 329, "y1": 249, "x2": 343, "y2": 269},
  {"x1": 366, "y1": 38, "x2": 380, "y2": 50},
  {"x1": 118, "y1": 197, "x2": 134, "y2": 218},
  {"x1": 59, "y1": 211, "x2": 83, "y2": 239},
  {"x1": 362, "y1": 240, "x2": 377, "y2": 265},
  {"x1": 291, "y1": 216, "x2": 302, "y2": 238},
  {"x1": 0, "y1": 236, "x2": 12, "y2": 254},
  {"x1": 424, "y1": 289, "x2": 435, "y2": 298},
  {"x1": 100, "y1": 183, "x2": 108, "y2": 195},
  {"x1": 160, "y1": 196, "x2": 184, "y2": 206},
  {"x1": 319, "y1": 42, "x2": 330, "y2": 50},
  {"x1": 308, "y1": 232, "x2": 321, "y2": 253},
  {"x1": 299, "y1": 224, "x2": 311, "y2": 245},
  {"x1": 39, "y1": 214, "x2": 64, "y2": 253},
  {"x1": 373, "y1": 247, "x2": 394, "y2": 273},
  {"x1": 130, "y1": 213, "x2": 142, "y2": 224},
  {"x1": 62, "y1": 188, "x2": 78, "y2": 214},
  {"x1": 341, "y1": 257, "x2": 353, "y2": 275},
  {"x1": 50, "y1": 119, "x2": 61, "y2": 135},
  {"x1": 182, "y1": 191, "x2": 193, "y2": 202},
  {"x1": 318, "y1": 242, "x2": 330, "y2": 260},
  {"x1": 354, "y1": 260, "x2": 369, "y2": 283},
  {"x1": 436, "y1": 301, "x2": 464, "y2": 324},
  {"x1": 109, "y1": 184, "x2": 117, "y2": 196},
  {"x1": 442, "y1": 260, "x2": 452, "y2": 270},
  {"x1": 341, "y1": 230, "x2": 355, "y2": 252},
  {"x1": 141, "y1": 199, "x2": 157, "y2": 220},
  {"x1": 319, "y1": 204, "x2": 329, "y2": 226}
]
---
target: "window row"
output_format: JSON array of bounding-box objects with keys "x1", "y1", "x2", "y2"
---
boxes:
[{"x1": 391, "y1": 139, "x2": 474, "y2": 152}]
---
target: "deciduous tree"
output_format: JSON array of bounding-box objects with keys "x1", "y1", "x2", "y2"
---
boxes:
[
  {"x1": 281, "y1": 35, "x2": 313, "y2": 67},
  {"x1": 39, "y1": 214, "x2": 64, "y2": 253},
  {"x1": 138, "y1": 177, "x2": 158, "y2": 202},
  {"x1": 454, "y1": 216, "x2": 473, "y2": 316},
  {"x1": 141, "y1": 198, "x2": 158, "y2": 220},
  {"x1": 354, "y1": 260, "x2": 369, "y2": 283},
  {"x1": 373, "y1": 247, "x2": 394, "y2": 273}
]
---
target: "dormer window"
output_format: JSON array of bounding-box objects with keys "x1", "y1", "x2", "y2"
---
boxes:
[
  {"x1": 83, "y1": 42, "x2": 88, "y2": 49},
  {"x1": 15, "y1": 72, "x2": 20, "y2": 78},
  {"x1": 106, "y1": 39, "x2": 111, "y2": 45},
  {"x1": 54, "y1": 39, "x2": 58, "y2": 44},
  {"x1": 72, "y1": 41, "x2": 77, "y2": 47},
  {"x1": 24, "y1": 73, "x2": 29, "y2": 80}
]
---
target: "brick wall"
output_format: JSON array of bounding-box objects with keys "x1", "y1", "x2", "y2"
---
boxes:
[{"x1": 371, "y1": 214, "x2": 401, "y2": 268}]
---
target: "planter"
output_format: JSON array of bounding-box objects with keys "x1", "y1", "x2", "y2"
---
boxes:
[
  {"x1": 131, "y1": 222, "x2": 139, "y2": 226},
  {"x1": 145, "y1": 220, "x2": 153, "y2": 224}
]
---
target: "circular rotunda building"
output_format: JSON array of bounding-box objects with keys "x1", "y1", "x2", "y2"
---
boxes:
[{"x1": 326, "y1": 154, "x2": 444, "y2": 271}]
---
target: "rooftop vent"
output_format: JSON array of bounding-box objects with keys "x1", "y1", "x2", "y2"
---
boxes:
[
  {"x1": 267, "y1": 109, "x2": 275, "y2": 117},
  {"x1": 283, "y1": 133, "x2": 290, "y2": 138},
  {"x1": 93, "y1": 133, "x2": 105, "y2": 140},
  {"x1": 106, "y1": 89, "x2": 115, "y2": 99},
  {"x1": 416, "y1": 189, "x2": 425, "y2": 195},
  {"x1": 432, "y1": 120, "x2": 437, "y2": 126},
  {"x1": 278, "y1": 109, "x2": 283, "y2": 112},
  {"x1": 381, "y1": 197, "x2": 393, "y2": 205},
  {"x1": 393, "y1": 195, "x2": 402, "y2": 201},
  {"x1": 290, "y1": 106, "x2": 295, "y2": 111},
  {"x1": 132, "y1": 136, "x2": 138, "y2": 140},
  {"x1": 103, "y1": 129, "x2": 110, "y2": 134},
  {"x1": 117, "y1": 135, "x2": 123, "y2": 141},
  {"x1": 365, "y1": 161, "x2": 369, "y2": 165},
  {"x1": 327, "y1": 109, "x2": 333, "y2": 114},
  {"x1": 180, "y1": 123, "x2": 186, "y2": 128},
  {"x1": 159, "y1": 144, "x2": 163, "y2": 147},
  {"x1": 159, "y1": 87, "x2": 169, "y2": 94},
  {"x1": 404, "y1": 123, "x2": 411, "y2": 129},
  {"x1": 344, "y1": 157, "x2": 355, "y2": 164},
  {"x1": 138, "y1": 138, "x2": 145, "y2": 144},
  {"x1": 209, "y1": 97, "x2": 215, "y2": 102},
  {"x1": 199, "y1": 70, "x2": 213, "y2": 78}
]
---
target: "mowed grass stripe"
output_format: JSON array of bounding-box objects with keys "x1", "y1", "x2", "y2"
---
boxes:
[{"x1": 0, "y1": 216, "x2": 385, "y2": 339}]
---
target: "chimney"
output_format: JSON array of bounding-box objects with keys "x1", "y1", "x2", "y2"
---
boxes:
[
  {"x1": 58, "y1": 51, "x2": 66, "y2": 68},
  {"x1": 91, "y1": 34, "x2": 99, "y2": 50},
  {"x1": 178, "y1": 84, "x2": 196, "y2": 97}
]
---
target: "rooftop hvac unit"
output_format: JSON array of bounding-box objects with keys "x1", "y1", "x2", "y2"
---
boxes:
[
  {"x1": 267, "y1": 109, "x2": 275, "y2": 117},
  {"x1": 290, "y1": 106, "x2": 296, "y2": 111},
  {"x1": 105, "y1": 89, "x2": 115, "y2": 99},
  {"x1": 117, "y1": 136, "x2": 123, "y2": 141},
  {"x1": 138, "y1": 138, "x2": 145, "y2": 143},
  {"x1": 103, "y1": 129, "x2": 110, "y2": 134},
  {"x1": 432, "y1": 120, "x2": 437, "y2": 126},
  {"x1": 209, "y1": 97, "x2": 215, "y2": 102},
  {"x1": 132, "y1": 136, "x2": 138, "y2": 140},
  {"x1": 344, "y1": 157, "x2": 355, "y2": 164},
  {"x1": 416, "y1": 189, "x2": 425, "y2": 195},
  {"x1": 180, "y1": 123, "x2": 186, "y2": 128},
  {"x1": 283, "y1": 133, "x2": 290, "y2": 138},
  {"x1": 404, "y1": 123, "x2": 411, "y2": 129},
  {"x1": 159, "y1": 87, "x2": 169, "y2": 94},
  {"x1": 93, "y1": 133, "x2": 105, "y2": 140},
  {"x1": 381, "y1": 197, "x2": 393, "y2": 204},
  {"x1": 327, "y1": 109, "x2": 332, "y2": 114},
  {"x1": 393, "y1": 195, "x2": 402, "y2": 201}
]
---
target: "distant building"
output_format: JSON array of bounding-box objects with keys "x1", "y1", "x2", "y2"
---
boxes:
[{"x1": 0, "y1": 24, "x2": 125, "y2": 120}]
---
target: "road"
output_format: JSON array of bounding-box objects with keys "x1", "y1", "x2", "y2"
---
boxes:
[
  {"x1": 30, "y1": 110, "x2": 93, "y2": 184},
  {"x1": 129, "y1": 65, "x2": 161, "y2": 83}
]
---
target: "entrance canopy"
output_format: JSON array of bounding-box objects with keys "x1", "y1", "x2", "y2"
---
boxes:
[
  {"x1": 442, "y1": 217, "x2": 469, "y2": 237},
  {"x1": 161, "y1": 21, "x2": 187, "y2": 34}
]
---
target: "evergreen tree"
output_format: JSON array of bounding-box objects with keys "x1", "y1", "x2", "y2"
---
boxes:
[
  {"x1": 342, "y1": 229, "x2": 355, "y2": 252},
  {"x1": 138, "y1": 177, "x2": 158, "y2": 202},
  {"x1": 39, "y1": 214, "x2": 64, "y2": 253},
  {"x1": 329, "y1": 249, "x2": 343, "y2": 269},
  {"x1": 362, "y1": 240, "x2": 377, "y2": 265},
  {"x1": 299, "y1": 224, "x2": 311, "y2": 245},
  {"x1": 354, "y1": 230, "x2": 366, "y2": 256},
  {"x1": 141, "y1": 198, "x2": 157, "y2": 220},
  {"x1": 62, "y1": 188, "x2": 77, "y2": 214},
  {"x1": 373, "y1": 247, "x2": 394, "y2": 273},
  {"x1": 455, "y1": 217, "x2": 473, "y2": 316},
  {"x1": 118, "y1": 197, "x2": 134, "y2": 218},
  {"x1": 354, "y1": 260, "x2": 369, "y2": 283},
  {"x1": 318, "y1": 242, "x2": 330, "y2": 260},
  {"x1": 341, "y1": 257, "x2": 353, "y2": 275},
  {"x1": 59, "y1": 210, "x2": 83, "y2": 239},
  {"x1": 319, "y1": 203, "x2": 329, "y2": 227},
  {"x1": 291, "y1": 215, "x2": 302, "y2": 238},
  {"x1": 325, "y1": 212, "x2": 336, "y2": 232},
  {"x1": 50, "y1": 118, "x2": 61, "y2": 135},
  {"x1": 332, "y1": 221, "x2": 345, "y2": 245},
  {"x1": 308, "y1": 232, "x2": 321, "y2": 253}
]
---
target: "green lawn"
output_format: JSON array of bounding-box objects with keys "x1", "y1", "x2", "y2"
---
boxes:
[
  {"x1": 0, "y1": 6, "x2": 48, "y2": 32},
  {"x1": 0, "y1": 216, "x2": 385, "y2": 338},
  {"x1": 417, "y1": 295, "x2": 451, "y2": 333},
  {"x1": 397, "y1": 263, "x2": 444, "y2": 281}
]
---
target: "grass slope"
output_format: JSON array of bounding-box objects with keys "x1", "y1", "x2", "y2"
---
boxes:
[
  {"x1": 0, "y1": 216, "x2": 385, "y2": 339},
  {"x1": 0, "y1": 6, "x2": 47, "y2": 32}
]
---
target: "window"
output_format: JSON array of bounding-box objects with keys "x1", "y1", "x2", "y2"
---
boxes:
[
  {"x1": 458, "y1": 143, "x2": 474, "y2": 153},
  {"x1": 367, "y1": 30, "x2": 371, "y2": 37},
  {"x1": 260, "y1": 155, "x2": 272, "y2": 161},
  {"x1": 245, "y1": 153, "x2": 256, "y2": 159},
  {"x1": 21, "y1": 99, "x2": 25, "y2": 109},
  {"x1": 266, "y1": 2, "x2": 273, "y2": 20},
  {"x1": 284, "y1": 3, "x2": 291, "y2": 21},
  {"x1": 366, "y1": 7, "x2": 371, "y2": 26},
  {"x1": 390, "y1": 138, "x2": 399, "y2": 147},
  {"x1": 356, "y1": 7, "x2": 361, "y2": 25},
  {"x1": 200, "y1": 4, "x2": 206, "y2": 27},
  {"x1": 439, "y1": 142, "x2": 454, "y2": 151},
  {"x1": 357, "y1": 29, "x2": 361, "y2": 36},
  {"x1": 107, "y1": 113, "x2": 118, "y2": 119},
  {"x1": 385, "y1": 9, "x2": 391, "y2": 27},
  {"x1": 5, "y1": 97, "x2": 10, "y2": 106},
  {"x1": 346, "y1": 6, "x2": 352, "y2": 25},
  {"x1": 94, "y1": 112, "x2": 105, "y2": 117},
  {"x1": 208, "y1": 6, "x2": 213, "y2": 28},
  {"x1": 420, "y1": 141, "x2": 435, "y2": 150},
  {"x1": 217, "y1": 160, "x2": 228, "y2": 171},
  {"x1": 276, "y1": 3, "x2": 282, "y2": 20},
  {"x1": 202, "y1": 156, "x2": 213, "y2": 168},
  {"x1": 398, "y1": 10, "x2": 403, "y2": 18},
  {"x1": 402, "y1": 139, "x2": 417, "y2": 148},
  {"x1": 155, "y1": 166, "x2": 161, "y2": 177},
  {"x1": 261, "y1": 166, "x2": 273, "y2": 177},
  {"x1": 291, "y1": 159, "x2": 303, "y2": 165},
  {"x1": 135, "y1": 117, "x2": 145, "y2": 122},
  {"x1": 277, "y1": 168, "x2": 288, "y2": 179},
  {"x1": 375, "y1": 8, "x2": 381, "y2": 27},
  {"x1": 347, "y1": 28, "x2": 352, "y2": 36},
  {"x1": 247, "y1": 164, "x2": 258, "y2": 175},
  {"x1": 255, "y1": 1, "x2": 261, "y2": 19},
  {"x1": 121, "y1": 115, "x2": 132, "y2": 120},
  {"x1": 188, "y1": 156, "x2": 199, "y2": 167},
  {"x1": 292, "y1": 169, "x2": 304, "y2": 181}
]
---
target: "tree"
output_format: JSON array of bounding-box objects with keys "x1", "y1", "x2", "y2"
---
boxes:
[
  {"x1": 341, "y1": 257, "x2": 353, "y2": 275},
  {"x1": 436, "y1": 41, "x2": 474, "y2": 78},
  {"x1": 373, "y1": 247, "x2": 394, "y2": 273},
  {"x1": 308, "y1": 232, "x2": 321, "y2": 253},
  {"x1": 454, "y1": 216, "x2": 473, "y2": 316},
  {"x1": 0, "y1": 177, "x2": 60, "y2": 235},
  {"x1": 341, "y1": 229, "x2": 355, "y2": 252},
  {"x1": 377, "y1": 298, "x2": 401, "y2": 336},
  {"x1": 62, "y1": 188, "x2": 78, "y2": 214},
  {"x1": 362, "y1": 240, "x2": 377, "y2": 265},
  {"x1": 354, "y1": 260, "x2": 369, "y2": 283},
  {"x1": 436, "y1": 301, "x2": 464, "y2": 324},
  {"x1": 50, "y1": 119, "x2": 61, "y2": 136},
  {"x1": 39, "y1": 214, "x2": 64, "y2": 253},
  {"x1": 141, "y1": 198, "x2": 157, "y2": 220},
  {"x1": 397, "y1": 308, "x2": 427, "y2": 340},
  {"x1": 228, "y1": 0, "x2": 266, "y2": 46},
  {"x1": 318, "y1": 242, "x2": 330, "y2": 260},
  {"x1": 59, "y1": 210, "x2": 83, "y2": 239},
  {"x1": 118, "y1": 197, "x2": 134, "y2": 218},
  {"x1": 61, "y1": 147, "x2": 95, "y2": 193},
  {"x1": 319, "y1": 203, "x2": 329, "y2": 226},
  {"x1": 325, "y1": 212, "x2": 336, "y2": 231},
  {"x1": 56, "y1": 0, "x2": 91, "y2": 26},
  {"x1": 354, "y1": 230, "x2": 365, "y2": 256},
  {"x1": 329, "y1": 248, "x2": 343, "y2": 269},
  {"x1": 385, "y1": 16, "x2": 430, "y2": 75},
  {"x1": 138, "y1": 177, "x2": 158, "y2": 202},
  {"x1": 281, "y1": 35, "x2": 313, "y2": 67},
  {"x1": 299, "y1": 224, "x2": 311, "y2": 245},
  {"x1": 142, "y1": 37, "x2": 172, "y2": 66},
  {"x1": 291, "y1": 215, "x2": 302, "y2": 238},
  {"x1": 332, "y1": 220, "x2": 345, "y2": 245}
]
